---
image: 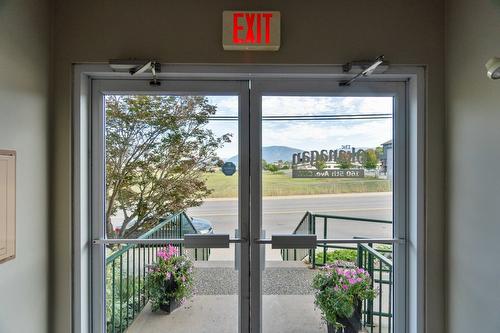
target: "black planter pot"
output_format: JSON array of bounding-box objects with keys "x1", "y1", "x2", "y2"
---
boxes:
[
  {"x1": 158, "y1": 279, "x2": 180, "y2": 314},
  {"x1": 159, "y1": 298, "x2": 180, "y2": 314},
  {"x1": 326, "y1": 303, "x2": 362, "y2": 333}
]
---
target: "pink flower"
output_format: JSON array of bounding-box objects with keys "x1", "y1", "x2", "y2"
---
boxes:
[
  {"x1": 165, "y1": 271, "x2": 172, "y2": 280},
  {"x1": 157, "y1": 245, "x2": 179, "y2": 261},
  {"x1": 181, "y1": 276, "x2": 186, "y2": 282}
]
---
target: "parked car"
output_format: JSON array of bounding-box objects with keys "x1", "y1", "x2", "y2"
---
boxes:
[{"x1": 190, "y1": 217, "x2": 214, "y2": 234}]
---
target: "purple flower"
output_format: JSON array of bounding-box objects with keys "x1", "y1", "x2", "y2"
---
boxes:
[{"x1": 157, "y1": 245, "x2": 179, "y2": 261}]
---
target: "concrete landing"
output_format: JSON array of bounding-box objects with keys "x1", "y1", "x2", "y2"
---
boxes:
[{"x1": 126, "y1": 295, "x2": 326, "y2": 333}]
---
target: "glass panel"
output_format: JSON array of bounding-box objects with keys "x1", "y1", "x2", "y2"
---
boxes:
[
  {"x1": 104, "y1": 95, "x2": 239, "y2": 333},
  {"x1": 261, "y1": 96, "x2": 394, "y2": 333}
]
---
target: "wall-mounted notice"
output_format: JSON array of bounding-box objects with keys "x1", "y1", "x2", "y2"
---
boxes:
[
  {"x1": 0, "y1": 150, "x2": 15, "y2": 264},
  {"x1": 222, "y1": 11, "x2": 281, "y2": 51}
]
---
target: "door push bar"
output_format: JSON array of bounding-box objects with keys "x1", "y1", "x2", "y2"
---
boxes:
[
  {"x1": 184, "y1": 234, "x2": 230, "y2": 248},
  {"x1": 92, "y1": 234, "x2": 245, "y2": 248},
  {"x1": 94, "y1": 235, "x2": 404, "y2": 248},
  {"x1": 270, "y1": 234, "x2": 317, "y2": 249},
  {"x1": 254, "y1": 236, "x2": 405, "y2": 247}
]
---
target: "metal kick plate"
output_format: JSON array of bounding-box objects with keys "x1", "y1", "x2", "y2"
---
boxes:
[
  {"x1": 271, "y1": 234, "x2": 317, "y2": 249},
  {"x1": 184, "y1": 234, "x2": 230, "y2": 248}
]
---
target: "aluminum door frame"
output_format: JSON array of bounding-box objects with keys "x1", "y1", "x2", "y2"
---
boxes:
[
  {"x1": 249, "y1": 79, "x2": 408, "y2": 333},
  {"x1": 89, "y1": 79, "x2": 251, "y2": 333}
]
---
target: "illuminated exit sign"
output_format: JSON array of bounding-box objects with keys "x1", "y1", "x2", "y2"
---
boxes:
[{"x1": 222, "y1": 11, "x2": 281, "y2": 51}]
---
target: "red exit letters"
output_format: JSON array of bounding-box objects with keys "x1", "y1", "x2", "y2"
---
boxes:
[
  {"x1": 223, "y1": 11, "x2": 280, "y2": 51},
  {"x1": 232, "y1": 12, "x2": 273, "y2": 44}
]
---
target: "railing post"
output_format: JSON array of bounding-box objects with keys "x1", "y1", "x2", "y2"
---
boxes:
[
  {"x1": 323, "y1": 217, "x2": 327, "y2": 265},
  {"x1": 367, "y1": 242, "x2": 374, "y2": 327},
  {"x1": 309, "y1": 213, "x2": 316, "y2": 268},
  {"x1": 111, "y1": 260, "x2": 116, "y2": 333},
  {"x1": 357, "y1": 244, "x2": 363, "y2": 268}
]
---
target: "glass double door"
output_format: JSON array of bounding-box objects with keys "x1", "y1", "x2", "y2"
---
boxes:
[{"x1": 92, "y1": 79, "x2": 406, "y2": 333}]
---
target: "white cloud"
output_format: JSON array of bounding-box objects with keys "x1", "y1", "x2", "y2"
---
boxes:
[{"x1": 205, "y1": 95, "x2": 393, "y2": 159}]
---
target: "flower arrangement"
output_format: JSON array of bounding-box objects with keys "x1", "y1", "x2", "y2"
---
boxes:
[
  {"x1": 312, "y1": 263, "x2": 378, "y2": 332},
  {"x1": 146, "y1": 245, "x2": 194, "y2": 313}
]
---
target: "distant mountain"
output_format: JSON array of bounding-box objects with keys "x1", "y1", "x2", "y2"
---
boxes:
[{"x1": 226, "y1": 146, "x2": 304, "y2": 166}]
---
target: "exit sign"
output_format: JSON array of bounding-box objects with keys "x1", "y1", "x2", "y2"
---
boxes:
[{"x1": 222, "y1": 11, "x2": 281, "y2": 51}]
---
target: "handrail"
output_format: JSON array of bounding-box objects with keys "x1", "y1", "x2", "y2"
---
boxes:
[
  {"x1": 104, "y1": 211, "x2": 209, "y2": 332},
  {"x1": 357, "y1": 242, "x2": 393, "y2": 331},
  {"x1": 105, "y1": 211, "x2": 187, "y2": 265},
  {"x1": 358, "y1": 242, "x2": 393, "y2": 267},
  {"x1": 95, "y1": 237, "x2": 244, "y2": 245},
  {"x1": 290, "y1": 212, "x2": 392, "y2": 238},
  {"x1": 292, "y1": 211, "x2": 311, "y2": 234},
  {"x1": 311, "y1": 213, "x2": 392, "y2": 224},
  {"x1": 282, "y1": 212, "x2": 395, "y2": 332}
]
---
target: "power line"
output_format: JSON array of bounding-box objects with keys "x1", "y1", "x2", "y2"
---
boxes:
[{"x1": 207, "y1": 114, "x2": 392, "y2": 121}]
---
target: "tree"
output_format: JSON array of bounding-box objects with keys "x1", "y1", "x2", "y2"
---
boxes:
[
  {"x1": 266, "y1": 164, "x2": 279, "y2": 173},
  {"x1": 105, "y1": 95, "x2": 231, "y2": 239},
  {"x1": 262, "y1": 159, "x2": 269, "y2": 171},
  {"x1": 315, "y1": 158, "x2": 327, "y2": 171},
  {"x1": 337, "y1": 152, "x2": 353, "y2": 169},
  {"x1": 363, "y1": 149, "x2": 379, "y2": 170}
]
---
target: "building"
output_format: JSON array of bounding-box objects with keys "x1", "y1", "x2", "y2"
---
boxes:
[{"x1": 380, "y1": 140, "x2": 393, "y2": 178}]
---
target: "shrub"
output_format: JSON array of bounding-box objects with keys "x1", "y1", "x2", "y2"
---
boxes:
[
  {"x1": 316, "y1": 249, "x2": 357, "y2": 264},
  {"x1": 106, "y1": 264, "x2": 142, "y2": 332},
  {"x1": 312, "y1": 264, "x2": 378, "y2": 329}
]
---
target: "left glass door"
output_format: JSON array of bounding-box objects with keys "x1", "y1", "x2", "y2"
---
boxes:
[{"x1": 90, "y1": 80, "x2": 250, "y2": 333}]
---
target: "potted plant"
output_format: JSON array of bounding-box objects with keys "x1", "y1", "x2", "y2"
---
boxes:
[
  {"x1": 312, "y1": 262, "x2": 377, "y2": 333},
  {"x1": 146, "y1": 245, "x2": 193, "y2": 313}
]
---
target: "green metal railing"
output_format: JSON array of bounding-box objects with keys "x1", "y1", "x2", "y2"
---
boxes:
[
  {"x1": 358, "y1": 243, "x2": 393, "y2": 333},
  {"x1": 281, "y1": 212, "x2": 391, "y2": 266},
  {"x1": 311, "y1": 213, "x2": 392, "y2": 268},
  {"x1": 281, "y1": 212, "x2": 393, "y2": 333},
  {"x1": 105, "y1": 212, "x2": 209, "y2": 333}
]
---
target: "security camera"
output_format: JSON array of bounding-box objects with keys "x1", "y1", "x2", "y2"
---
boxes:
[{"x1": 486, "y1": 57, "x2": 500, "y2": 80}]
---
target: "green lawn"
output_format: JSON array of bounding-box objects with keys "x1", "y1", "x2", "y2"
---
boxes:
[{"x1": 205, "y1": 170, "x2": 391, "y2": 198}]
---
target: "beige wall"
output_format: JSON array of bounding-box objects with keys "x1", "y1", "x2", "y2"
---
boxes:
[
  {"x1": 0, "y1": 0, "x2": 51, "y2": 332},
  {"x1": 53, "y1": 1, "x2": 445, "y2": 332},
  {"x1": 445, "y1": 0, "x2": 500, "y2": 331}
]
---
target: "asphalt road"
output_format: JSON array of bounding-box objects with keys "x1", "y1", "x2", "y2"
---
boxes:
[{"x1": 187, "y1": 192, "x2": 393, "y2": 240}]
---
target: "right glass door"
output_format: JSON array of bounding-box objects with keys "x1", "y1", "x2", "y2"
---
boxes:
[{"x1": 250, "y1": 80, "x2": 407, "y2": 333}]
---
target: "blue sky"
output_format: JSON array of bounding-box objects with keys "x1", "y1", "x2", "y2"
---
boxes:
[{"x1": 206, "y1": 96, "x2": 393, "y2": 160}]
